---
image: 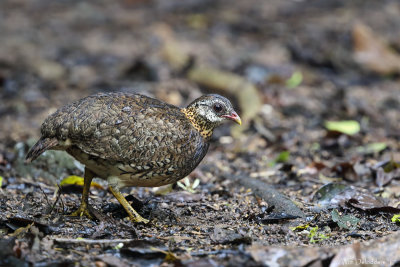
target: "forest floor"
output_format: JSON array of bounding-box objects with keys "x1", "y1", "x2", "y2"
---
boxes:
[{"x1": 1, "y1": 0, "x2": 400, "y2": 266}]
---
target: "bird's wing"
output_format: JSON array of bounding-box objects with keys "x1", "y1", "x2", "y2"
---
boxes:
[{"x1": 41, "y1": 93, "x2": 199, "y2": 163}]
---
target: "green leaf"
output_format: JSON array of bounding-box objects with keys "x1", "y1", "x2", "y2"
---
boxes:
[
  {"x1": 331, "y1": 209, "x2": 360, "y2": 230},
  {"x1": 113, "y1": 242, "x2": 124, "y2": 250},
  {"x1": 177, "y1": 181, "x2": 186, "y2": 190},
  {"x1": 308, "y1": 226, "x2": 317, "y2": 243},
  {"x1": 308, "y1": 226, "x2": 329, "y2": 243},
  {"x1": 268, "y1": 151, "x2": 290, "y2": 167},
  {"x1": 0, "y1": 176, "x2": 3, "y2": 187},
  {"x1": 183, "y1": 177, "x2": 191, "y2": 187},
  {"x1": 324, "y1": 120, "x2": 360, "y2": 135},
  {"x1": 177, "y1": 178, "x2": 198, "y2": 193},
  {"x1": 275, "y1": 151, "x2": 290, "y2": 163},
  {"x1": 392, "y1": 214, "x2": 400, "y2": 223},
  {"x1": 312, "y1": 183, "x2": 348, "y2": 208},
  {"x1": 356, "y1": 142, "x2": 387, "y2": 154},
  {"x1": 286, "y1": 71, "x2": 303, "y2": 89},
  {"x1": 367, "y1": 142, "x2": 387, "y2": 153},
  {"x1": 290, "y1": 223, "x2": 309, "y2": 231},
  {"x1": 192, "y1": 178, "x2": 200, "y2": 189}
]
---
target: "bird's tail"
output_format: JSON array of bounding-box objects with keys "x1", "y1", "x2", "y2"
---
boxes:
[{"x1": 25, "y1": 137, "x2": 59, "y2": 163}]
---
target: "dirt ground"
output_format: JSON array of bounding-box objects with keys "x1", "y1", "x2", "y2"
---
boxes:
[{"x1": 1, "y1": 0, "x2": 400, "y2": 266}]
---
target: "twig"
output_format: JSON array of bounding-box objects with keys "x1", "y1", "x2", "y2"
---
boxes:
[
  {"x1": 48, "y1": 187, "x2": 62, "y2": 215},
  {"x1": 53, "y1": 238, "x2": 137, "y2": 244},
  {"x1": 58, "y1": 185, "x2": 65, "y2": 214},
  {"x1": 38, "y1": 185, "x2": 51, "y2": 207},
  {"x1": 223, "y1": 173, "x2": 305, "y2": 218}
]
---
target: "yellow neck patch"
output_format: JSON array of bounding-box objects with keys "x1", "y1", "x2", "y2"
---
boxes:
[{"x1": 182, "y1": 108, "x2": 215, "y2": 139}]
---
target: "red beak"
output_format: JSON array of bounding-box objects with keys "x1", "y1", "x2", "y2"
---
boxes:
[{"x1": 222, "y1": 111, "x2": 242, "y2": 125}]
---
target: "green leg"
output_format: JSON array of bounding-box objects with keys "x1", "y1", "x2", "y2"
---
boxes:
[
  {"x1": 108, "y1": 184, "x2": 149, "y2": 224},
  {"x1": 70, "y1": 168, "x2": 95, "y2": 219}
]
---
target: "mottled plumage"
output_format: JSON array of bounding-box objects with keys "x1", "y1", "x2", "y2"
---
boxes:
[{"x1": 26, "y1": 92, "x2": 241, "y2": 223}]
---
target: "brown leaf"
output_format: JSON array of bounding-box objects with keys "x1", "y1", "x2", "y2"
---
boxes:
[
  {"x1": 375, "y1": 160, "x2": 400, "y2": 187},
  {"x1": 332, "y1": 162, "x2": 359, "y2": 182},
  {"x1": 314, "y1": 183, "x2": 400, "y2": 213},
  {"x1": 353, "y1": 22, "x2": 400, "y2": 75}
]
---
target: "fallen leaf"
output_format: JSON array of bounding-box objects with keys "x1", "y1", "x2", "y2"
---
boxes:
[
  {"x1": 356, "y1": 142, "x2": 387, "y2": 155},
  {"x1": 60, "y1": 175, "x2": 103, "y2": 189},
  {"x1": 353, "y1": 22, "x2": 400, "y2": 75},
  {"x1": 392, "y1": 214, "x2": 400, "y2": 223},
  {"x1": 313, "y1": 183, "x2": 400, "y2": 213},
  {"x1": 331, "y1": 209, "x2": 360, "y2": 230},
  {"x1": 290, "y1": 223, "x2": 310, "y2": 231},
  {"x1": 312, "y1": 183, "x2": 348, "y2": 208},
  {"x1": 324, "y1": 120, "x2": 360, "y2": 135},
  {"x1": 375, "y1": 167, "x2": 400, "y2": 188},
  {"x1": 286, "y1": 71, "x2": 303, "y2": 89},
  {"x1": 347, "y1": 197, "x2": 400, "y2": 213},
  {"x1": 332, "y1": 162, "x2": 358, "y2": 182},
  {"x1": 268, "y1": 151, "x2": 290, "y2": 167},
  {"x1": 374, "y1": 159, "x2": 400, "y2": 187},
  {"x1": 308, "y1": 226, "x2": 329, "y2": 243}
]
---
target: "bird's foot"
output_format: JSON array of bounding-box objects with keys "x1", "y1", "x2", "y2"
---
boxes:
[
  {"x1": 108, "y1": 183, "x2": 150, "y2": 224},
  {"x1": 70, "y1": 204, "x2": 95, "y2": 220},
  {"x1": 128, "y1": 213, "x2": 149, "y2": 224}
]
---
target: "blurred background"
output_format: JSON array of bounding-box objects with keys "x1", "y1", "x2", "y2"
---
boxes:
[{"x1": 2, "y1": 0, "x2": 400, "y2": 145}]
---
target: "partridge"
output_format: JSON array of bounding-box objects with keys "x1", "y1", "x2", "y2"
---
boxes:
[{"x1": 26, "y1": 92, "x2": 241, "y2": 223}]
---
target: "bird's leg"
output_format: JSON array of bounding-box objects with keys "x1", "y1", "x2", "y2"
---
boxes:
[
  {"x1": 108, "y1": 183, "x2": 149, "y2": 224},
  {"x1": 70, "y1": 167, "x2": 95, "y2": 219}
]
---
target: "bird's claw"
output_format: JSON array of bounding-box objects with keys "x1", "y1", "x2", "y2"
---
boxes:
[
  {"x1": 129, "y1": 215, "x2": 149, "y2": 224},
  {"x1": 70, "y1": 204, "x2": 95, "y2": 220}
]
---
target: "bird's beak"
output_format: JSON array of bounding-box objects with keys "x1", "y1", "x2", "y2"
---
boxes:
[{"x1": 222, "y1": 111, "x2": 242, "y2": 125}]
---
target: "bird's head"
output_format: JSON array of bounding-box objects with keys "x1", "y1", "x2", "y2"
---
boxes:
[{"x1": 183, "y1": 94, "x2": 241, "y2": 138}]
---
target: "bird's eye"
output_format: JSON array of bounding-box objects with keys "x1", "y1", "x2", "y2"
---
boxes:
[{"x1": 213, "y1": 103, "x2": 223, "y2": 113}]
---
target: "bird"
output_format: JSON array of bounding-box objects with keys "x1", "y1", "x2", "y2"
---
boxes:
[{"x1": 25, "y1": 92, "x2": 241, "y2": 223}]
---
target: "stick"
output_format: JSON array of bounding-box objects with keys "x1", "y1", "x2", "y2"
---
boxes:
[
  {"x1": 53, "y1": 238, "x2": 136, "y2": 244},
  {"x1": 224, "y1": 173, "x2": 305, "y2": 218}
]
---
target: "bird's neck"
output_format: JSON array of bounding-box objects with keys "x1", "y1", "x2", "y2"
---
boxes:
[{"x1": 181, "y1": 107, "x2": 216, "y2": 140}]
